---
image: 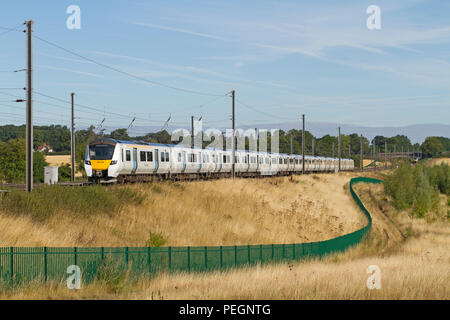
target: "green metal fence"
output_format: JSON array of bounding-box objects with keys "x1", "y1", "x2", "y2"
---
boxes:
[{"x1": 0, "y1": 177, "x2": 383, "y2": 286}]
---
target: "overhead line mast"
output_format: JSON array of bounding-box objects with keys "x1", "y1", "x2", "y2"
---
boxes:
[{"x1": 25, "y1": 20, "x2": 33, "y2": 192}]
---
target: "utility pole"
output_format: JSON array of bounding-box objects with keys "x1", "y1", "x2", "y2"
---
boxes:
[
  {"x1": 71, "y1": 92, "x2": 75, "y2": 182},
  {"x1": 191, "y1": 116, "x2": 195, "y2": 149},
  {"x1": 338, "y1": 127, "x2": 341, "y2": 172},
  {"x1": 290, "y1": 135, "x2": 293, "y2": 155},
  {"x1": 25, "y1": 20, "x2": 33, "y2": 192},
  {"x1": 385, "y1": 141, "x2": 387, "y2": 169},
  {"x1": 312, "y1": 138, "x2": 315, "y2": 156},
  {"x1": 302, "y1": 114, "x2": 305, "y2": 174},
  {"x1": 231, "y1": 90, "x2": 235, "y2": 179},
  {"x1": 360, "y1": 134, "x2": 363, "y2": 171},
  {"x1": 373, "y1": 143, "x2": 376, "y2": 171},
  {"x1": 254, "y1": 128, "x2": 258, "y2": 152}
]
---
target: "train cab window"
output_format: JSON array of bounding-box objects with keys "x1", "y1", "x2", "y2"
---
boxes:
[
  {"x1": 126, "y1": 150, "x2": 131, "y2": 161},
  {"x1": 140, "y1": 151, "x2": 146, "y2": 162},
  {"x1": 147, "y1": 151, "x2": 153, "y2": 162},
  {"x1": 165, "y1": 152, "x2": 169, "y2": 162}
]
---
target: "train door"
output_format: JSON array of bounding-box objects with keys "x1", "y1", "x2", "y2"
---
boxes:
[
  {"x1": 154, "y1": 149, "x2": 159, "y2": 172},
  {"x1": 132, "y1": 148, "x2": 138, "y2": 173},
  {"x1": 182, "y1": 150, "x2": 186, "y2": 172}
]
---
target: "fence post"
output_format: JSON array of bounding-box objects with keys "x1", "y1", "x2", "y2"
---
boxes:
[
  {"x1": 271, "y1": 244, "x2": 274, "y2": 261},
  {"x1": 187, "y1": 246, "x2": 190, "y2": 273},
  {"x1": 101, "y1": 247, "x2": 104, "y2": 263},
  {"x1": 125, "y1": 247, "x2": 129, "y2": 265},
  {"x1": 247, "y1": 245, "x2": 251, "y2": 265},
  {"x1": 234, "y1": 245, "x2": 237, "y2": 266},
  {"x1": 10, "y1": 247, "x2": 13, "y2": 285},
  {"x1": 168, "y1": 247, "x2": 172, "y2": 272},
  {"x1": 293, "y1": 243, "x2": 296, "y2": 260},
  {"x1": 282, "y1": 244, "x2": 285, "y2": 260},
  {"x1": 204, "y1": 246, "x2": 207, "y2": 270},
  {"x1": 74, "y1": 247, "x2": 77, "y2": 266},
  {"x1": 219, "y1": 246, "x2": 223, "y2": 271},
  {"x1": 259, "y1": 244, "x2": 263, "y2": 263},
  {"x1": 44, "y1": 247, "x2": 47, "y2": 282},
  {"x1": 147, "y1": 247, "x2": 151, "y2": 274}
]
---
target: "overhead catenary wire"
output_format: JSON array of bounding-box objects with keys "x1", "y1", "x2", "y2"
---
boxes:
[{"x1": 32, "y1": 34, "x2": 226, "y2": 98}]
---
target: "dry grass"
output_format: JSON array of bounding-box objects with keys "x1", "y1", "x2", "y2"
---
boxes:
[
  {"x1": 0, "y1": 172, "x2": 365, "y2": 247},
  {"x1": 425, "y1": 157, "x2": 450, "y2": 167},
  {"x1": 1, "y1": 171, "x2": 448, "y2": 299}
]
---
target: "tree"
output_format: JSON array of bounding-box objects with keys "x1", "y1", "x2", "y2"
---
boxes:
[
  {"x1": 0, "y1": 138, "x2": 47, "y2": 183},
  {"x1": 108, "y1": 128, "x2": 130, "y2": 140},
  {"x1": 422, "y1": 137, "x2": 444, "y2": 158}
]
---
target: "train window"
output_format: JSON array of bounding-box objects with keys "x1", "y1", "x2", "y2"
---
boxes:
[
  {"x1": 126, "y1": 150, "x2": 131, "y2": 161},
  {"x1": 147, "y1": 151, "x2": 153, "y2": 162},
  {"x1": 178, "y1": 153, "x2": 181, "y2": 162},
  {"x1": 279, "y1": 158, "x2": 282, "y2": 164},
  {"x1": 140, "y1": 151, "x2": 146, "y2": 162},
  {"x1": 165, "y1": 152, "x2": 169, "y2": 162},
  {"x1": 122, "y1": 149, "x2": 124, "y2": 162},
  {"x1": 161, "y1": 152, "x2": 165, "y2": 162}
]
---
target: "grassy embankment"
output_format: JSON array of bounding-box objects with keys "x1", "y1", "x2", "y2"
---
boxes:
[{"x1": 0, "y1": 162, "x2": 449, "y2": 299}]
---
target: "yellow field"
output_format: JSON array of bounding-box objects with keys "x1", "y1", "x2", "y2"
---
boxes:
[
  {"x1": 44, "y1": 155, "x2": 71, "y2": 166},
  {"x1": 426, "y1": 157, "x2": 450, "y2": 166},
  {"x1": 0, "y1": 171, "x2": 448, "y2": 299},
  {"x1": 44, "y1": 155, "x2": 83, "y2": 177}
]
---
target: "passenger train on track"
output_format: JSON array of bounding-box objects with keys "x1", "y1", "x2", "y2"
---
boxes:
[{"x1": 84, "y1": 138, "x2": 355, "y2": 183}]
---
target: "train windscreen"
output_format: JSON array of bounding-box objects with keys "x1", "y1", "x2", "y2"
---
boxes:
[{"x1": 89, "y1": 144, "x2": 115, "y2": 160}]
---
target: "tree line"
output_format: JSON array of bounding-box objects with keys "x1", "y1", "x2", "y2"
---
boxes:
[{"x1": 0, "y1": 124, "x2": 449, "y2": 183}]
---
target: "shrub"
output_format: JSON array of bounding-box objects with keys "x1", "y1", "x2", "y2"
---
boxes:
[
  {"x1": 146, "y1": 231, "x2": 167, "y2": 247},
  {"x1": 0, "y1": 185, "x2": 145, "y2": 221},
  {"x1": 384, "y1": 162, "x2": 447, "y2": 218}
]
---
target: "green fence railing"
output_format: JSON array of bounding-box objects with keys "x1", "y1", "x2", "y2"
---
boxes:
[{"x1": 0, "y1": 177, "x2": 383, "y2": 287}]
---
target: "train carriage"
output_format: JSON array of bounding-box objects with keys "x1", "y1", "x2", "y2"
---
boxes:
[{"x1": 84, "y1": 138, "x2": 355, "y2": 182}]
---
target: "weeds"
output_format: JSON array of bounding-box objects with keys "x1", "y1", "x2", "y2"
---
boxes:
[
  {"x1": 0, "y1": 185, "x2": 145, "y2": 221},
  {"x1": 146, "y1": 231, "x2": 167, "y2": 247}
]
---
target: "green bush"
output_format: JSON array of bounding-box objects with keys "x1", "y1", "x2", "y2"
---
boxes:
[
  {"x1": 146, "y1": 231, "x2": 167, "y2": 247},
  {"x1": 0, "y1": 185, "x2": 145, "y2": 221},
  {"x1": 384, "y1": 163, "x2": 448, "y2": 218},
  {"x1": 58, "y1": 163, "x2": 72, "y2": 182}
]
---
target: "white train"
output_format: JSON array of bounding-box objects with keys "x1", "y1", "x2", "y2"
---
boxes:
[{"x1": 84, "y1": 138, "x2": 354, "y2": 183}]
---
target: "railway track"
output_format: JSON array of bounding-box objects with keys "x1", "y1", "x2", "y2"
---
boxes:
[{"x1": 0, "y1": 166, "x2": 390, "y2": 191}]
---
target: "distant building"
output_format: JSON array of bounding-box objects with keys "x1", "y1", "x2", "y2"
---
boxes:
[{"x1": 37, "y1": 144, "x2": 54, "y2": 153}]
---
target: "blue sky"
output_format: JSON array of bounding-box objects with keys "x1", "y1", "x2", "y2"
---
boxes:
[{"x1": 0, "y1": 0, "x2": 449, "y2": 135}]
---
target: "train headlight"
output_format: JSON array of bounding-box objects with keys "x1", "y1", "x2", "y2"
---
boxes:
[
  {"x1": 85, "y1": 160, "x2": 91, "y2": 165},
  {"x1": 110, "y1": 160, "x2": 118, "y2": 165}
]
